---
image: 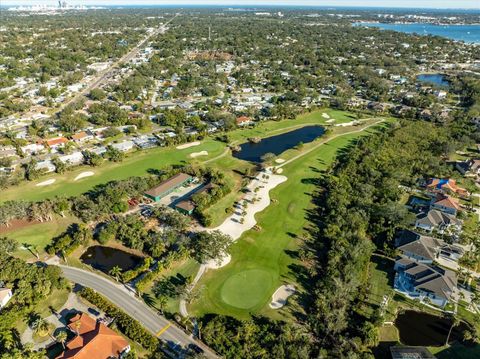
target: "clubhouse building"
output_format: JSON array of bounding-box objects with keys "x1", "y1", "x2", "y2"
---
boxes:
[{"x1": 144, "y1": 173, "x2": 194, "y2": 202}]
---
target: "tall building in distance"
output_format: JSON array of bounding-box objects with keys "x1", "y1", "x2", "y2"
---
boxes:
[{"x1": 58, "y1": 1, "x2": 68, "y2": 9}]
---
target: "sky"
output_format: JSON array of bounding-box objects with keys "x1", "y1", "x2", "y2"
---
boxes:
[{"x1": 2, "y1": 0, "x2": 480, "y2": 9}]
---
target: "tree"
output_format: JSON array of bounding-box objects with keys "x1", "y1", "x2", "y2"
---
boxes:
[
  {"x1": 55, "y1": 329, "x2": 68, "y2": 349},
  {"x1": 89, "y1": 88, "x2": 107, "y2": 101},
  {"x1": 106, "y1": 146, "x2": 124, "y2": 162},
  {"x1": 260, "y1": 152, "x2": 276, "y2": 163},
  {"x1": 190, "y1": 230, "x2": 231, "y2": 264},
  {"x1": 0, "y1": 237, "x2": 18, "y2": 255},
  {"x1": 109, "y1": 266, "x2": 122, "y2": 282},
  {"x1": 30, "y1": 315, "x2": 49, "y2": 337},
  {"x1": 157, "y1": 295, "x2": 168, "y2": 314},
  {"x1": 445, "y1": 314, "x2": 460, "y2": 346}
]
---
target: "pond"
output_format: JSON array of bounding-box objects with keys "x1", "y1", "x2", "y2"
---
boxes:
[
  {"x1": 232, "y1": 125, "x2": 325, "y2": 163},
  {"x1": 416, "y1": 74, "x2": 449, "y2": 88},
  {"x1": 395, "y1": 310, "x2": 471, "y2": 347},
  {"x1": 80, "y1": 245, "x2": 142, "y2": 273}
]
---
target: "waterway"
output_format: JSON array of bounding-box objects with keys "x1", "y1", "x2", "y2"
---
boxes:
[
  {"x1": 232, "y1": 125, "x2": 325, "y2": 163},
  {"x1": 355, "y1": 23, "x2": 480, "y2": 43}
]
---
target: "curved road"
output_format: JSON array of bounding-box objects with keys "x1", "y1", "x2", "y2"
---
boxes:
[{"x1": 60, "y1": 265, "x2": 218, "y2": 358}]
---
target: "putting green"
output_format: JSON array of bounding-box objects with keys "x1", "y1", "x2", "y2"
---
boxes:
[{"x1": 220, "y1": 269, "x2": 273, "y2": 309}]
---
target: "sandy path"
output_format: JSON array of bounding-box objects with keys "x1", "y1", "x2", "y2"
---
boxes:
[
  {"x1": 176, "y1": 141, "x2": 200, "y2": 149},
  {"x1": 74, "y1": 171, "x2": 94, "y2": 181},
  {"x1": 36, "y1": 179, "x2": 56, "y2": 187},
  {"x1": 270, "y1": 284, "x2": 296, "y2": 309},
  {"x1": 190, "y1": 150, "x2": 208, "y2": 158}
]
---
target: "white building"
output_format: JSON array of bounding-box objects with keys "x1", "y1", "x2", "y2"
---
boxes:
[
  {"x1": 111, "y1": 140, "x2": 134, "y2": 153},
  {"x1": 59, "y1": 151, "x2": 84, "y2": 166}
]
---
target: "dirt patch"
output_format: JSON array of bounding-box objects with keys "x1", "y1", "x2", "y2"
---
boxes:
[
  {"x1": 190, "y1": 150, "x2": 208, "y2": 158},
  {"x1": 176, "y1": 141, "x2": 200, "y2": 150},
  {"x1": 0, "y1": 218, "x2": 43, "y2": 234}
]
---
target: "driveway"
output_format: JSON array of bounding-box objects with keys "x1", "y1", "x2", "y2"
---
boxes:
[{"x1": 59, "y1": 265, "x2": 218, "y2": 358}]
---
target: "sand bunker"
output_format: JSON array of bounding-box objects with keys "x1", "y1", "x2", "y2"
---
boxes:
[
  {"x1": 176, "y1": 141, "x2": 200, "y2": 150},
  {"x1": 190, "y1": 150, "x2": 208, "y2": 158},
  {"x1": 74, "y1": 171, "x2": 94, "y2": 181},
  {"x1": 36, "y1": 179, "x2": 56, "y2": 187},
  {"x1": 275, "y1": 158, "x2": 285, "y2": 164},
  {"x1": 276, "y1": 168, "x2": 284, "y2": 174},
  {"x1": 205, "y1": 254, "x2": 231, "y2": 269},
  {"x1": 326, "y1": 119, "x2": 335, "y2": 123},
  {"x1": 322, "y1": 113, "x2": 330, "y2": 119},
  {"x1": 270, "y1": 284, "x2": 296, "y2": 309}
]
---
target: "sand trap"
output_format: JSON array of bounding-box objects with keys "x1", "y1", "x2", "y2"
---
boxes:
[
  {"x1": 270, "y1": 284, "x2": 296, "y2": 309},
  {"x1": 322, "y1": 112, "x2": 330, "y2": 119},
  {"x1": 205, "y1": 254, "x2": 231, "y2": 269},
  {"x1": 190, "y1": 150, "x2": 208, "y2": 158},
  {"x1": 176, "y1": 141, "x2": 200, "y2": 150},
  {"x1": 74, "y1": 171, "x2": 94, "y2": 181},
  {"x1": 326, "y1": 119, "x2": 335, "y2": 123},
  {"x1": 276, "y1": 168, "x2": 284, "y2": 174},
  {"x1": 275, "y1": 158, "x2": 285, "y2": 164},
  {"x1": 36, "y1": 179, "x2": 56, "y2": 187}
]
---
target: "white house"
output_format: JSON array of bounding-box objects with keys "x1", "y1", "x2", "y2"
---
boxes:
[
  {"x1": 111, "y1": 140, "x2": 134, "y2": 153},
  {"x1": 21, "y1": 143, "x2": 45, "y2": 155},
  {"x1": 0, "y1": 288, "x2": 12, "y2": 310},
  {"x1": 59, "y1": 151, "x2": 84, "y2": 166}
]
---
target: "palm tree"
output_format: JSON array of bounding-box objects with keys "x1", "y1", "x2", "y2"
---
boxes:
[
  {"x1": 109, "y1": 266, "x2": 122, "y2": 282},
  {"x1": 31, "y1": 317, "x2": 49, "y2": 337},
  {"x1": 445, "y1": 315, "x2": 460, "y2": 346},
  {"x1": 55, "y1": 330, "x2": 68, "y2": 349},
  {"x1": 157, "y1": 295, "x2": 168, "y2": 314}
]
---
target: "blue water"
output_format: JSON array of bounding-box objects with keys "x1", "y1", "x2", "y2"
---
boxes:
[
  {"x1": 233, "y1": 125, "x2": 325, "y2": 163},
  {"x1": 416, "y1": 74, "x2": 449, "y2": 87},
  {"x1": 355, "y1": 23, "x2": 480, "y2": 43}
]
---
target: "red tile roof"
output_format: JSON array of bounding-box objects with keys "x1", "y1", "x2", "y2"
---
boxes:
[
  {"x1": 236, "y1": 116, "x2": 252, "y2": 124},
  {"x1": 46, "y1": 137, "x2": 68, "y2": 147},
  {"x1": 56, "y1": 313, "x2": 129, "y2": 359}
]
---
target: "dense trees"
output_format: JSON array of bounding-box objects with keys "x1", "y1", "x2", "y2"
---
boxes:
[{"x1": 189, "y1": 230, "x2": 231, "y2": 264}]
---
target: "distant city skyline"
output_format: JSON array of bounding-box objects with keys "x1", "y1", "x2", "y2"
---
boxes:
[{"x1": 2, "y1": 0, "x2": 480, "y2": 10}]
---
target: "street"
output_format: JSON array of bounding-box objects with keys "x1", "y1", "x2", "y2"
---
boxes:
[{"x1": 60, "y1": 265, "x2": 218, "y2": 358}]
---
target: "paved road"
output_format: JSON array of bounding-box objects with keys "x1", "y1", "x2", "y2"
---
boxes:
[
  {"x1": 59, "y1": 14, "x2": 178, "y2": 112},
  {"x1": 60, "y1": 265, "x2": 219, "y2": 358}
]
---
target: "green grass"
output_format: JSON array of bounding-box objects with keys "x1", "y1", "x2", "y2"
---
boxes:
[
  {"x1": 1, "y1": 139, "x2": 225, "y2": 202},
  {"x1": 3, "y1": 216, "x2": 74, "y2": 260},
  {"x1": 430, "y1": 344, "x2": 480, "y2": 359},
  {"x1": 190, "y1": 124, "x2": 384, "y2": 319}
]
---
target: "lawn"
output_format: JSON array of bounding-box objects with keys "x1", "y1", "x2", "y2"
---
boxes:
[
  {"x1": 1, "y1": 216, "x2": 74, "y2": 260},
  {"x1": 189, "y1": 124, "x2": 385, "y2": 319},
  {"x1": 1, "y1": 139, "x2": 225, "y2": 202}
]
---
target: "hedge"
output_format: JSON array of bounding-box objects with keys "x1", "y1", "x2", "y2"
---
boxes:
[{"x1": 79, "y1": 287, "x2": 158, "y2": 351}]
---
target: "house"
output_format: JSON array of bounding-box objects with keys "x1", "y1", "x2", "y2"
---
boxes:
[
  {"x1": 45, "y1": 137, "x2": 69, "y2": 150},
  {"x1": 0, "y1": 146, "x2": 17, "y2": 158},
  {"x1": 431, "y1": 194, "x2": 460, "y2": 216},
  {"x1": 21, "y1": 143, "x2": 45, "y2": 155},
  {"x1": 395, "y1": 230, "x2": 441, "y2": 263},
  {"x1": 56, "y1": 312, "x2": 130, "y2": 359},
  {"x1": 59, "y1": 152, "x2": 84, "y2": 166},
  {"x1": 236, "y1": 116, "x2": 254, "y2": 127},
  {"x1": 71, "y1": 131, "x2": 93, "y2": 144},
  {"x1": 435, "y1": 90, "x2": 447, "y2": 99},
  {"x1": 144, "y1": 173, "x2": 194, "y2": 202},
  {"x1": 0, "y1": 288, "x2": 12, "y2": 310},
  {"x1": 394, "y1": 257, "x2": 456, "y2": 308},
  {"x1": 87, "y1": 146, "x2": 107, "y2": 156},
  {"x1": 415, "y1": 209, "x2": 462, "y2": 234},
  {"x1": 111, "y1": 140, "x2": 134, "y2": 153},
  {"x1": 456, "y1": 159, "x2": 480, "y2": 176},
  {"x1": 426, "y1": 178, "x2": 469, "y2": 197},
  {"x1": 35, "y1": 159, "x2": 56, "y2": 173}
]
